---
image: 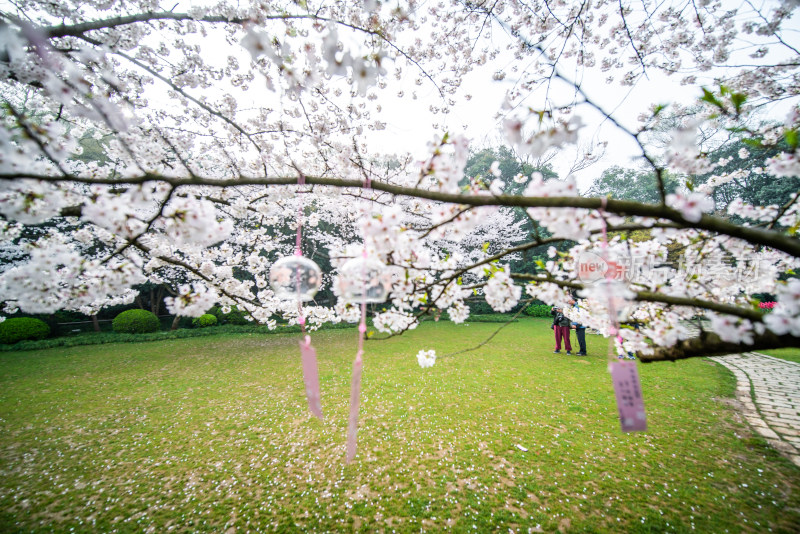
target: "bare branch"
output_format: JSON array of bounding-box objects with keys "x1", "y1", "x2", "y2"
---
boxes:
[{"x1": 440, "y1": 299, "x2": 532, "y2": 358}]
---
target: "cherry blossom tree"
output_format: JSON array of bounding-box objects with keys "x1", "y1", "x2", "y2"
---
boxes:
[{"x1": 0, "y1": 0, "x2": 799, "y2": 362}]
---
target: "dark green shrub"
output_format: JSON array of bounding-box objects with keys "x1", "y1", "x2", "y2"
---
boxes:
[
  {"x1": 523, "y1": 304, "x2": 553, "y2": 317},
  {"x1": 466, "y1": 300, "x2": 495, "y2": 315},
  {"x1": 51, "y1": 310, "x2": 90, "y2": 323},
  {"x1": 192, "y1": 314, "x2": 218, "y2": 328},
  {"x1": 99, "y1": 302, "x2": 138, "y2": 320},
  {"x1": 161, "y1": 315, "x2": 194, "y2": 330},
  {"x1": 112, "y1": 309, "x2": 160, "y2": 334},
  {"x1": 0, "y1": 317, "x2": 51, "y2": 344},
  {"x1": 209, "y1": 305, "x2": 249, "y2": 325}
]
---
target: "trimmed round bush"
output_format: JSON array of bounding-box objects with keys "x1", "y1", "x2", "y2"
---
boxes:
[
  {"x1": 192, "y1": 314, "x2": 218, "y2": 328},
  {"x1": 0, "y1": 317, "x2": 51, "y2": 344},
  {"x1": 112, "y1": 309, "x2": 160, "y2": 334}
]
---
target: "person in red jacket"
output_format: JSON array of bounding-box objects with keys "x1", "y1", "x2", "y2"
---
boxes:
[{"x1": 551, "y1": 305, "x2": 572, "y2": 355}]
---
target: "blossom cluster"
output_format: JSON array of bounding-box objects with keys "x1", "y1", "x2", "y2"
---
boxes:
[
  {"x1": 418, "y1": 135, "x2": 471, "y2": 194},
  {"x1": 416, "y1": 349, "x2": 436, "y2": 368},
  {"x1": 484, "y1": 266, "x2": 522, "y2": 313},
  {"x1": 666, "y1": 192, "x2": 715, "y2": 223},
  {"x1": 164, "y1": 283, "x2": 219, "y2": 318},
  {"x1": 762, "y1": 279, "x2": 800, "y2": 337},
  {"x1": 503, "y1": 115, "x2": 584, "y2": 158},
  {"x1": 523, "y1": 175, "x2": 626, "y2": 241},
  {"x1": 0, "y1": 237, "x2": 145, "y2": 315}
]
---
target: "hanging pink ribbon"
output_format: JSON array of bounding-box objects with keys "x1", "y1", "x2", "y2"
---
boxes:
[
  {"x1": 598, "y1": 199, "x2": 618, "y2": 338},
  {"x1": 345, "y1": 302, "x2": 366, "y2": 463},
  {"x1": 295, "y1": 173, "x2": 323, "y2": 421},
  {"x1": 598, "y1": 199, "x2": 647, "y2": 432},
  {"x1": 299, "y1": 332, "x2": 323, "y2": 419},
  {"x1": 345, "y1": 181, "x2": 373, "y2": 462},
  {"x1": 345, "y1": 250, "x2": 369, "y2": 463}
]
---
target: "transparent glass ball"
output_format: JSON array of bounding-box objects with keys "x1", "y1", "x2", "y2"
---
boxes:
[
  {"x1": 337, "y1": 257, "x2": 391, "y2": 303},
  {"x1": 269, "y1": 255, "x2": 322, "y2": 301}
]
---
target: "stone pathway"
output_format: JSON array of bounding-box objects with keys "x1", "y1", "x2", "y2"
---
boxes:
[{"x1": 710, "y1": 352, "x2": 800, "y2": 467}]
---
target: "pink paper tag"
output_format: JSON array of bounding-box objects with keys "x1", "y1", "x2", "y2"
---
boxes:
[
  {"x1": 299, "y1": 339, "x2": 323, "y2": 420},
  {"x1": 609, "y1": 360, "x2": 647, "y2": 432},
  {"x1": 345, "y1": 352, "x2": 363, "y2": 463}
]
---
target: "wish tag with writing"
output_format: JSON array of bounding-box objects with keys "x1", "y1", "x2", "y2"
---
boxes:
[{"x1": 609, "y1": 360, "x2": 647, "y2": 432}]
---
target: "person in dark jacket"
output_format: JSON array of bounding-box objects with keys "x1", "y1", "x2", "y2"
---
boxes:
[
  {"x1": 551, "y1": 305, "x2": 572, "y2": 354},
  {"x1": 569, "y1": 298, "x2": 587, "y2": 356}
]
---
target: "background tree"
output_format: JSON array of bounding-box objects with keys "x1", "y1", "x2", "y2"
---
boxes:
[
  {"x1": 695, "y1": 137, "x2": 800, "y2": 211},
  {"x1": 462, "y1": 146, "x2": 563, "y2": 293},
  {"x1": 585, "y1": 166, "x2": 681, "y2": 204}
]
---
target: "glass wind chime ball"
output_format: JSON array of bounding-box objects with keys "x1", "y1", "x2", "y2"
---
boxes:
[
  {"x1": 269, "y1": 255, "x2": 323, "y2": 301},
  {"x1": 337, "y1": 257, "x2": 391, "y2": 303}
]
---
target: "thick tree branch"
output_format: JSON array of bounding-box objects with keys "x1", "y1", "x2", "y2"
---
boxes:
[
  {"x1": 640, "y1": 330, "x2": 800, "y2": 362},
  {"x1": 511, "y1": 273, "x2": 765, "y2": 322},
  {"x1": 11, "y1": 170, "x2": 797, "y2": 258},
  {"x1": 42, "y1": 12, "x2": 316, "y2": 38}
]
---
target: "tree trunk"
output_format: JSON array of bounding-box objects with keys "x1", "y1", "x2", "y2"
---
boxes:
[
  {"x1": 171, "y1": 315, "x2": 180, "y2": 331},
  {"x1": 91, "y1": 314, "x2": 100, "y2": 332},
  {"x1": 154, "y1": 286, "x2": 164, "y2": 316},
  {"x1": 151, "y1": 287, "x2": 160, "y2": 316},
  {"x1": 136, "y1": 295, "x2": 144, "y2": 309}
]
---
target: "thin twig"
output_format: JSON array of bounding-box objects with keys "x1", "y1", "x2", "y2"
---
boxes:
[{"x1": 440, "y1": 299, "x2": 532, "y2": 358}]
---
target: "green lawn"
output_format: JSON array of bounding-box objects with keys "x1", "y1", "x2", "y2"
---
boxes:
[
  {"x1": 760, "y1": 348, "x2": 800, "y2": 365},
  {"x1": 1, "y1": 318, "x2": 799, "y2": 532}
]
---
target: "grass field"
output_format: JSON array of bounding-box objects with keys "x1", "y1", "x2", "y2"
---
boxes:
[
  {"x1": 2, "y1": 318, "x2": 799, "y2": 532},
  {"x1": 760, "y1": 348, "x2": 800, "y2": 365}
]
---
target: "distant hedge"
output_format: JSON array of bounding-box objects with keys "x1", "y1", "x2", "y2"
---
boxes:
[
  {"x1": 192, "y1": 314, "x2": 218, "y2": 328},
  {"x1": 0, "y1": 317, "x2": 51, "y2": 344},
  {"x1": 112, "y1": 309, "x2": 160, "y2": 334},
  {"x1": 523, "y1": 304, "x2": 553, "y2": 317},
  {"x1": 0, "y1": 322, "x2": 358, "y2": 352}
]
